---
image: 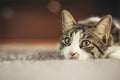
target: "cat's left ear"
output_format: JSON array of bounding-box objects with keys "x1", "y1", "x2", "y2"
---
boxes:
[
  {"x1": 62, "y1": 10, "x2": 77, "y2": 32},
  {"x1": 94, "y1": 15, "x2": 112, "y2": 40}
]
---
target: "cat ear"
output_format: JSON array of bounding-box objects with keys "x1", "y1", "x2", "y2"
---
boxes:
[
  {"x1": 95, "y1": 15, "x2": 112, "y2": 39},
  {"x1": 62, "y1": 10, "x2": 77, "y2": 32}
]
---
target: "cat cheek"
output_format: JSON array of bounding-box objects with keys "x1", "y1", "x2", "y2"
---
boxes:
[
  {"x1": 76, "y1": 49, "x2": 91, "y2": 60},
  {"x1": 60, "y1": 47, "x2": 71, "y2": 59}
]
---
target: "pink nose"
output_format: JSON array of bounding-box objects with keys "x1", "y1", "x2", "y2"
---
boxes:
[{"x1": 69, "y1": 51, "x2": 76, "y2": 56}]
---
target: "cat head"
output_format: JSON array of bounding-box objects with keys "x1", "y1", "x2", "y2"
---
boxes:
[{"x1": 59, "y1": 10, "x2": 113, "y2": 60}]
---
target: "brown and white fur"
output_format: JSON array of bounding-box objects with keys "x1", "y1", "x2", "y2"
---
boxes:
[{"x1": 59, "y1": 10, "x2": 120, "y2": 60}]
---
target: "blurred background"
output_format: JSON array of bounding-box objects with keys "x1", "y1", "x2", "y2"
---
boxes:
[{"x1": 0, "y1": 0, "x2": 119, "y2": 44}]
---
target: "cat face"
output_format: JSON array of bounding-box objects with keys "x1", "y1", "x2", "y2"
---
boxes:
[{"x1": 59, "y1": 10, "x2": 112, "y2": 60}]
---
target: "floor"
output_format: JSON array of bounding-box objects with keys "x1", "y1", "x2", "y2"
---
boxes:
[
  {"x1": 0, "y1": 40, "x2": 120, "y2": 80},
  {"x1": 0, "y1": 59, "x2": 120, "y2": 80}
]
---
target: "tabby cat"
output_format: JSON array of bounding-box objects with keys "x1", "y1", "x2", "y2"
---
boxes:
[{"x1": 59, "y1": 10, "x2": 120, "y2": 60}]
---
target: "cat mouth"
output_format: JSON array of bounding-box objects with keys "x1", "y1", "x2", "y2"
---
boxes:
[{"x1": 70, "y1": 53, "x2": 80, "y2": 59}]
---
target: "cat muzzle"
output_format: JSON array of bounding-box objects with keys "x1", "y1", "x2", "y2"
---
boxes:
[{"x1": 70, "y1": 53, "x2": 80, "y2": 59}]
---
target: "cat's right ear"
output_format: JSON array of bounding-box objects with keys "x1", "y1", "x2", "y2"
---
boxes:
[{"x1": 62, "y1": 10, "x2": 77, "y2": 32}]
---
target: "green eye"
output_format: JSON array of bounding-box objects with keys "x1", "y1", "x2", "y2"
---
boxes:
[
  {"x1": 64, "y1": 37, "x2": 71, "y2": 45},
  {"x1": 82, "y1": 40, "x2": 91, "y2": 47}
]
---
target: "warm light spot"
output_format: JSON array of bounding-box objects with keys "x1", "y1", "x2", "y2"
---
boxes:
[{"x1": 48, "y1": 0, "x2": 61, "y2": 13}]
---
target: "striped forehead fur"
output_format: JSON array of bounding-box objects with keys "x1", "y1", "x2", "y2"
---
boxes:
[{"x1": 62, "y1": 24, "x2": 94, "y2": 36}]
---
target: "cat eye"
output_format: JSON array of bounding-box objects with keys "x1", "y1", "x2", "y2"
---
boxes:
[
  {"x1": 81, "y1": 40, "x2": 91, "y2": 47},
  {"x1": 64, "y1": 37, "x2": 71, "y2": 46}
]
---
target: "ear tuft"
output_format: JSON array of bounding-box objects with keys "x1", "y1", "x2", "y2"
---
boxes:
[{"x1": 62, "y1": 10, "x2": 77, "y2": 32}]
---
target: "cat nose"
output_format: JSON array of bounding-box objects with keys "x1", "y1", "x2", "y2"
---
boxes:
[{"x1": 69, "y1": 51, "x2": 77, "y2": 56}]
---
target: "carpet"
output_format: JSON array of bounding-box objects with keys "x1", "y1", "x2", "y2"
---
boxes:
[{"x1": 0, "y1": 44, "x2": 120, "y2": 80}]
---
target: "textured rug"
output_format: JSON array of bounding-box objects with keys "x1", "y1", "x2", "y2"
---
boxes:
[
  {"x1": 0, "y1": 44, "x2": 63, "y2": 61},
  {"x1": 0, "y1": 45, "x2": 120, "y2": 80},
  {"x1": 0, "y1": 59, "x2": 120, "y2": 80}
]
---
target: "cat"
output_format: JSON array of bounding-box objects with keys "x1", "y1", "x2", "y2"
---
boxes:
[{"x1": 59, "y1": 10, "x2": 120, "y2": 60}]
